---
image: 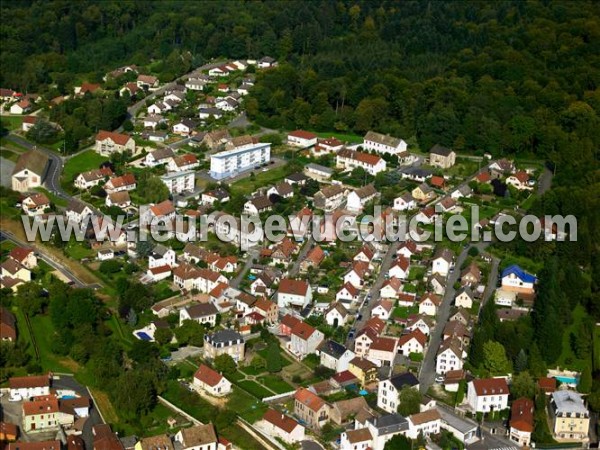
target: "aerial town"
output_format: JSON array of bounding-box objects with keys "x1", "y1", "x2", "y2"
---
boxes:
[{"x1": 0, "y1": 3, "x2": 598, "y2": 450}]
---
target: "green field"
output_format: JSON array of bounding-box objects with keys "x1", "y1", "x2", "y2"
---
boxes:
[
  {"x1": 393, "y1": 304, "x2": 419, "y2": 319},
  {"x1": 312, "y1": 130, "x2": 363, "y2": 144},
  {"x1": 237, "y1": 380, "x2": 274, "y2": 398},
  {"x1": 0, "y1": 115, "x2": 23, "y2": 131},
  {"x1": 256, "y1": 375, "x2": 294, "y2": 394},
  {"x1": 29, "y1": 314, "x2": 75, "y2": 373},
  {"x1": 230, "y1": 165, "x2": 288, "y2": 196},
  {"x1": 62, "y1": 150, "x2": 107, "y2": 184},
  {"x1": 228, "y1": 386, "x2": 268, "y2": 423},
  {"x1": 0, "y1": 148, "x2": 22, "y2": 162}
]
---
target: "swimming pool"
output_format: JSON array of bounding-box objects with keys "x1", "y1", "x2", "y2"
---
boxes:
[
  {"x1": 61, "y1": 395, "x2": 77, "y2": 400},
  {"x1": 554, "y1": 375, "x2": 579, "y2": 385},
  {"x1": 136, "y1": 331, "x2": 153, "y2": 341}
]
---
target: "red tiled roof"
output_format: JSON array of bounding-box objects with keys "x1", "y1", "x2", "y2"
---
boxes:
[
  {"x1": 9, "y1": 246, "x2": 33, "y2": 263},
  {"x1": 476, "y1": 172, "x2": 491, "y2": 183},
  {"x1": 339, "y1": 282, "x2": 359, "y2": 297},
  {"x1": 96, "y1": 130, "x2": 132, "y2": 146},
  {"x1": 370, "y1": 336, "x2": 398, "y2": 352},
  {"x1": 278, "y1": 278, "x2": 309, "y2": 296},
  {"x1": 294, "y1": 388, "x2": 326, "y2": 412},
  {"x1": 471, "y1": 377, "x2": 509, "y2": 396},
  {"x1": 150, "y1": 200, "x2": 175, "y2": 217},
  {"x1": 23, "y1": 396, "x2": 59, "y2": 415},
  {"x1": 107, "y1": 173, "x2": 136, "y2": 188},
  {"x1": 281, "y1": 314, "x2": 301, "y2": 329},
  {"x1": 194, "y1": 364, "x2": 224, "y2": 387},
  {"x1": 430, "y1": 176, "x2": 445, "y2": 187},
  {"x1": 398, "y1": 328, "x2": 427, "y2": 347},
  {"x1": 421, "y1": 293, "x2": 441, "y2": 306},
  {"x1": 291, "y1": 321, "x2": 317, "y2": 340},
  {"x1": 9, "y1": 374, "x2": 50, "y2": 389},
  {"x1": 262, "y1": 409, "x2": 300, "y2": 433},
  {"x1": 289, "y1": 130, "x2": 317, "y2": 140},
  {"x1": 537, "y1": 377, "x2": 557, "y2": 392},
  {"x1": 510, "y1": 397, "x2": 534, "y2": 432}
]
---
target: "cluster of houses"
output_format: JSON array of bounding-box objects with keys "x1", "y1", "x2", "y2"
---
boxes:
[{"x1": 0, "y1": 246, "x2": 38, "y2": 292}]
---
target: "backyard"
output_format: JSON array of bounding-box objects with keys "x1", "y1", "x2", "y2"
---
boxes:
[{"x1": 62, "y1": 149, "x2": 108, "y2": 187}]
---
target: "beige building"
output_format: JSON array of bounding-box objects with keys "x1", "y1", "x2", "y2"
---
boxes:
[
  {"x1": 11, "y1": 149, "x2": 49, "y2": 192},
  {"x1": 95, "y1": 130, "x2": 136, "y2": 156},
  {"x1": 551, "y1": 390, "x2": 589, "y2": 442},
  {"x1": 294, "y1": 388, "x2": 330, "y2": 429},
  {"x1": 429, "y1": 144, "x2": 456, "y2": 169},
  {"x1": 23, "y1": 396, "x2": 59, "y2": 432},
  {"x1": 204, "y1": 330, "x2": 245, "y2": 363}
]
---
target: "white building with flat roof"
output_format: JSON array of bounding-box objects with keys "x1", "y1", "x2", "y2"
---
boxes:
[
  {"x1": 209, "y1": 143, "x2": 271, "y2": 180},
  {"x1": 160, "y1": 171, "x2": 196, "y2": 194}
]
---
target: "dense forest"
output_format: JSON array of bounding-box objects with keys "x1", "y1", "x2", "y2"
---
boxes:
[{"x1": 2, "y1": 0, "x2": 599, "y2": 417}]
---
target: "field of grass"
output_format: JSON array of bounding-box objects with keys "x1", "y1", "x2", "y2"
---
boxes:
[
  {"x1": 0, "y1": 148, "x2": 22, "y2": 162},
  {"x1": 29, "y1": 314, "x2": 78, "y2": 373},
  {"x1": 256, "y1": 375, "x2": 294, "y2": 394},
  {"x1": 62, "y1": 150, "x2": 107, "y2": 184},
  {"x1": 34, "y1": 187, "x2": 68, "y2": 207},
  {"x1": 64, "y1": 241, "x2": 95, "y2": 260},
  {"x1": 393, "y1": 304, "x2": 419, "y2": 319},
  {"x1": 228, "y1": 386, "x2": 268, "y2": 423},
  {"x1": 237, "y1": 380, "x2": 274, "y2": 398},
  {"x1": 230, "y1": 165, "x2": 288, "y2": 196},
  {"x1": 311, "y1": 130, "x2": 363, "y2": 144},
  {"x1": 0, "y1": 136, "x2": 28, "y2": 151},
  {"x1": 0, "y1": 115, "x2": 23, "y2": 131}
]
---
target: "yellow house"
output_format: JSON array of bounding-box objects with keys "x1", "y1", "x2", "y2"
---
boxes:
[
  {"x1": 1, "y1": 260, "x2": 31, "y2": 283},
  {"x1": 551, "y1": 391, "x2": 589, "y2": 443},
  {"x1": 348, "y1": 357, "x2": 378, "y2": 386},
  {"x1": 411, "y1": 183, "x2": 435, "y2": 202}
]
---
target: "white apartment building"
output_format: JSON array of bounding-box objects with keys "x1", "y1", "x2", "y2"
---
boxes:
[
  {"x1": 209, "y1": 143, "x2": 271, "y2": 180},
  {"x1": 160, "y1": 171, "x2": 196, "y2": 194}
]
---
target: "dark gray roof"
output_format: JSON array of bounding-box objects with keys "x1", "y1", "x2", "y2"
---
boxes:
[
  {"x1": 367, "y1": 414, "x2": 409, "y2": 435},
  {"x1": 389, "y1": 372, "x2": 419, "y2": 390},
  {"x1": 205, "y1": 329, "x2": 243, "y2": 346},
  {"x1": 319, "y1": 340, "x2": 348, "y2": 359},
  {"x1": 285, "y1": 173, "x2": 309, "y2": 182},
  {"x1": 430, "y1": 144, "x2": 453, "y2": 156}
]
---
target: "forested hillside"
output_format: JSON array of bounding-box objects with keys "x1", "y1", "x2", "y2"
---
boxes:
[{"x1": 2, "y1": 0, "x2": 599, "y2": 399}]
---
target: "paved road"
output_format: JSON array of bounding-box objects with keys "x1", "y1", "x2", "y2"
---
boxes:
[
  {"x1": 301, "y1": 440, "x2": 325, "y2": 450},
  {"x1": 288, "y1": 237, "x2": 314, "y2": 277},
  {"x1": 122, "y1": 60, "x2": 225, "y2": 126},
  {"x1": 230, "y1": 248, "x2": 259, "y2": 288},
  {"x1": 346, "y1": 240, "x2": 401, "y2": 348},
  {"x1": 0, "y1": 230, "x2": 101, "y2": 289},
  {"x1": 53, "y1": 375, "x2": 104, "y2": 449},
  {"x1": 4, "y1": 134, "x2": 69, "y2": 199}
]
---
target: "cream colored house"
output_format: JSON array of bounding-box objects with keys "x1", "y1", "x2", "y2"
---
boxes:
[
  {"x1": 11, "y1": 149, "x2": 48, "y2": 192},
  {"x1": 551, "y1": 390, "x2": 589, "y2": 443},
  {"x1": 95, "y1": 130, "x2": 136, "y2": 156}
]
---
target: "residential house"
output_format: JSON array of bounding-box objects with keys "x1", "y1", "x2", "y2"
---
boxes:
[
  {"x1": 340, "y1": 429, "x2": 373, "y2": 450},
  {"x1": 419, "y1": 293, "x2": 441, "y2": 316},
  {"x1": 95, "y1": 131, "x2": 136, "y2": 156},
  {"x1": 193, "y1": 364, "x2": 232, "y2": 397},
  {"x1": 65, "y1": 200, "x2": 94, "y2": 223},
  {"x1": 258, "y1": 56, "x2": 277, "y2": 68},
  {"x1": 371, "y1": 300, "x2": 394, "y2": 321},
  {"x1": 198, "y1": 107, "x2": 223, "y2": 120},
  {"x1": 411, "y1": 183, "x2": 436, "y2": 202},
  {"x1": 279, "y1": 314, "x2": 301, "y2": 337},
  {"x1": 363, "y1": 131, "x2": 407, "y2": 155},
  {"x1": 204, "y1": 330, "x2": 245, "y2": 363},
  {"x1": 148, "y1": 244, "x2": 176, "y2": 268},
  {"x1": 161, "y1": 171, "x2": 195, "y2": 194},
  {"x1": 135, "y1": 435, "x2": 173, "y2": 450},
  {"x1": 284, "y1": 172, "x2": 309, "y2": 186},
  {"x1": 313, "y1": 184, "x2": 345, "y2": 211},
  {"x1": 137, "y1": 74, "x2": 159, "y2": 89},
  {"x1": 253, "y1": 298, "x2": 278, "y2": 324},
  {"x1": 344, "y1": 260, "x2": 370, "y2": 288},
  {"x1": 267, "y1": 182, "x2": 294, "y2": 199},
  {"x1": 393, "y1": 192, "x2": 417, "y2": 211},
  {"x1": 379, "y1": 278, "x2": 403, "y2": 300},
  {"x1": 367, "y1": 336, "x2": 398, "y2": 366},
  {"x1": 346, "y1": 184, "x2": 379, "y2": 212},
  {"x1": 489, "y1": 159, "x2": 516, "y2": 178},
  {"x1": 277, "y1": 279, "x2": 312, "y2": 309},
  {"x1": 451, "y1": 184, "x2": 473, "y2": 200},
  {"x1": 454, "y1": 287, "x2": 474, "y2": 309},
  {"x1": 432, "y1": 248, "x2": 454, "y2": 277},
  {"x1": 509, "y1": 398, "x2": 534, "y2": 447},
  {"x1": 74, "y1": 167, "x2": 113, "y2": 190},
  {"x1": 10, "y1": 99, "x2": 31, "y2": 114},
  {"x1": 428, "y1": 273, "x2": 446, "y2": 295},
  {"x1": 429, "y1": 144, "x2": 456, "y2": 169},
  {"x1": 143, "y1": 200, "x2": 176, "y2": 224},
  {"x1": 415, "y1": 206, "x2": 437, "y2": 225},
  {"x1": 443, "y1": 321, "x2": 471, "y2": 347},
  {"x1": 324, "y1": 302, "x2": 349, "y2": 327},
  {"x1": 300, "y1": 246, "x2": 325, "y2": 273},
  {"x1": 438, "y1": 197, "x2": 457, "y2": 213},
  {"x1": 348, "y1": 357, "x2": 378, "y2": 387},
  {"x1": 22, "y1": 396, "x2": 59, "y2": 432},
  {"x1": 258, "y1": 409, "x2": 305, "y2": 444},
  {"x1": 398, "y1": 329, "x2": 427, "y2": 356},
  {"x1": 550, "y1": 390, "x2": 589, "y2": 442},
  {"x1": 313, "y1": 137, "x2": 343, "y2": 156},
  {"x1": 436, "y1": 337, "x2": 466, "y2": 375},
  {"x1": 202, "y1": 188, "x2": 230, "y2": 205},
  {"x1": 506, "y1": 171, "x2": 532, "y2": 190},
  {"x1": 168, "y1": 154, "x2": 199, "y2": 172},
  {"x1": 388, "y1": 256, "x2": 410, "y2": 280},
  {"x1": 397, "y1": 241, "x2": 418, "y2": 260},
  {"x1": 467, "y1": 378, "x2": 509, "y2": 413},
  {"x1": 9, "y1": 374, "x2": 50, "y2": 399},
  {"x1": 106, "y1": 191, "x2": 131, "y2": 208},
  {"x1": 336, "y1": 282, "x2": 360, "y2": 305},
  {"x1": 11, "y1": 149, "x2": 48, "y2": 192},
  {"x1": 336, "y1": 149, "x2": 387, "y2": 176},
  {"x1": 289, "y1": 321, "x2": 324, "y2": 358},
  {"x1": 143, "y1": 115, "x2": 165, "y2": 129},
  {"x1": 318, "y1": 340, "x2": 355, "y2": 373},
  {"x1": 104, "y1": 173, "x2": 136, "y2": 194},
  {"x1": 304, "y1": 163, "x2": 333, "y2": 180},
  {"x1": 460, "y1": 264, "x2": 481, "y2": 286},
  {"x1": 377, "y1": 372, "x2": 420, "y2": 413},
  {"x1": 179, "y1": 303, "x2": 219, "y2": 327},
  {"x1": 145, "y1": 148, "x2": 175, "y2": 167},
  {"x1": 406, "y1": 409, "x2": 441, "y2": 440},
  {"x1": 294, "y1": 388, "x2": 330, "y2": 430},
  {"x1": 364, "y1": 414, "x2": 409, "y2": 450},
  {"x1": 0, "y1": 307, "x2": 17, "y2": 342},
  {"x1": 501, "y1": 265, "x2": 536, "y2": 294},
  {"x1": 1, "y1": 259, "x2": 31, "y2": 283},
  {"x1": 330, "y1": 397, "x2": 374, "y2": 426},
  {"x1": 287, "y1": 130, "x2": 317, "y2": 147},
  {"x1": 185, "y1": 78, "x2": 208, "y2": 91},
  {"x1": 174, "y1": 424, "x2": 218, "y2": 450}
]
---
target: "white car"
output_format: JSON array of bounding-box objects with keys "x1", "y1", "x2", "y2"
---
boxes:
[{"x1": 435, "y1": 376, "x2": 445, "y2": 384}]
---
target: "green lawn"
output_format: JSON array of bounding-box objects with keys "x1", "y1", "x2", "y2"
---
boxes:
[
  {"x1": 34, "y1": 187, "x2": 68, "y2": 207},
  {"x1": 0, "y1": 148, "x2": 22, "y2": 162},
  {"x1": 393, "y1": 304, "x2": 419, "y2": 319},
  {"x1": 228, "y1": 386, "x2": 268, "y2": 423},
  {"x1": 0, "y1": 116, "x2": 23, "y2": 131},
  {"x1": 64, "y1": 241, "x2": 95, "y2": 260},
  {"x1": 0, "y1": 136, "x2": 28, "y2": 151},
  {"x1": 62, "y1": 150, "x2": 107, "y2": 185},
  {"x1": 29, "y1": 314, "x2": 75, "y2": 373},
  {"x1": 237, "y1": 380, "x2": 274, "y2": 399},
  {"x1": 256, "y1": 375, "x2": 294, "y2": 394},
  {"x1": 230, "y1": 165, "x2": 289, "y2": 196},
  {"x1": 312, "y1": 130, "x2": 363, "y2": 144}
]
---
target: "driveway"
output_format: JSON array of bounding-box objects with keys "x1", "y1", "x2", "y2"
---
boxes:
[{"x1": 301, "y1": 440, "x2": 325, "y2": 450}]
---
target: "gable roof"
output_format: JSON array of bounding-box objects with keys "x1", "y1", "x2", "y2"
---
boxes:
[
  {"x1": 364, "y1": 131, "x2": 402, "y2": 148},
  {"x1": 398, "y1": 329, "x2": 427, "y2": 348},
  {"x1": 471, "y1": 377, "x2": 509, "y2": 396},
  {"x1": 291, "y1": 321, "x2": 318, "y2": 340},
  {"x1": 150, "y1": 200, "x2": 175, "y2": 217},
  {"x1": 430, "y1": 144, "x2": 453, "y2": 156},
  {"x1": 278, "y1": 278, "x2": 309, "y2": 296},
  {"x1": 510, "y1": 397, "x2": 534, "y2": 432},
  {"x1": 96, "y1": 130, "x2": 132, "y2": 145},
  {"x1": 344, "y1": 428, "x2": 373, "y2": 444},
  {"x1": 194, "y1": 364, "x2": 224, "y2": 387},
  {"x1": 295, "y1": 388, "x2": 327, "y2": 412},
  {"x1": 370, "y1": 336, "x2": 398, "y2": 353},
  {"x1": 420, "y1": 293, "x2": 441, "y2": 306},
  {"x1": 106, "y1": 173, "x2": 136, "y2": 188},
  {"x1": 186, "y1": 303, "x2": 218, "y2": 319},
  {"x1": 177, "y1": 424, "x2": 217, "y2": 447},
  {"x1": 339, "y1": 282, "x2": 359, "y2": 297},
  {"x1": 262, "y1": 409, "x2": 300, "y2": 434},
  {"x1": 338, "y1": 148, "x2": 382, "y2": 166},
  {"x1": 12, "y1": 149, "x2": 49, "y2": 177},
  {"x1": 289, "y1": 130, "x2": 317, "y2": 140},
  {"x1": 9, "y1": 373, "x2": 50, "y2": 389},
  {"x1": 318, "y1": 339, "x2": 349, "y2": 359},
  {"x1": 8, "y1": 246, "x2": 34, "y2": 263},
  {"x1": 501, "y1": 265, "x2": 537, "y2": 283},
  {"x1": 409, "y1": 409, "x2": 441, "y2": 425}
]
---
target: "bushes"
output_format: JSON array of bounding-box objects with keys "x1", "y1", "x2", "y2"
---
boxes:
[{"x1": 99, "y1": 259, "x2": 122, "y2": 274}]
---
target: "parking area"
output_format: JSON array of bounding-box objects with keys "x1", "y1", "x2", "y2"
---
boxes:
[{"x1": 0, "y1": 393, "x2": 58, "y2": 442}]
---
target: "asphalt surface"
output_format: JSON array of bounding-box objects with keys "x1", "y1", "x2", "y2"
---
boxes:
[
  {"x1": 301, "y1": 440, "x2": 325, "y2": 450},
  {"x1": 230, "y1": 248, "x2": 259, "y2": 288},
  {"x1": 287, "y1": 237, "x2": 314, "y2": 277}
]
